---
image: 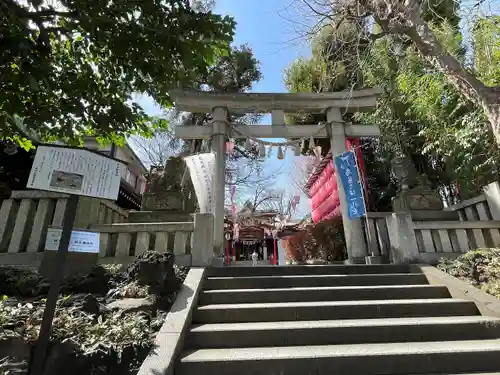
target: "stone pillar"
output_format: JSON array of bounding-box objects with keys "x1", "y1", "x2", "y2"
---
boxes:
[
  {"x1": 192, "y1": 213, "x2": 215, "y2": 267},
  {"x1": 484, "y1": 182, "x2": 500, "y2": 220},
  {"x1": 212, "y1": 107, "x2": 228, "y2": 257},
  {"x1": 327, "y1": 107, "x2": 368, "y2": 263},
  {"x1": 263, "y1": 245, "x2": 268, "y2": 261},
  {"x1": 74, "y1": 197, "x2": 101, "y2": 228},
  {"x1": 385, "y1": 212, "x2": 420, "y2": 263}
]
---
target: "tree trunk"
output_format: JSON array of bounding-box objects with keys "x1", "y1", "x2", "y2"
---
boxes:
[
  {"x1": 409, "y1": 15, "x2": 500, "y2": 142},
  {"x1": 484, "y1": 97, "x2": 500, "y2": 145},
  {"x1": 376, "y1": 9, "x2": 500, "y2": 146}
]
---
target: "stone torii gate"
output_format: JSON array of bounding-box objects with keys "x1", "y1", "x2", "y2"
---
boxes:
[{"x1": 173, "y1": 88, "x2": 382, "y2": 264}]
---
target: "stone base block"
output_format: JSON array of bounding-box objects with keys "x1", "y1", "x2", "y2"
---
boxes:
[
  {"x1": 141, "y1": 191, "x2": 184, "y2": 212},
  {"x1": 365, "y1": 255, "x2": 385, "y2": 265},
  {"x1": 392, "y1": 190, "x2": 444, "y2": 212},
  {"x1": 39, "y1": 251, "x2": 98, "y2": 279},
  {"x1": 210, "y1": 256, "x2": 224, "y2": 267},
  {"x1": 410, "y1": 210, "x2": 459, "y2": 221},
  {"x1": 344, "y1": 257, "x2": 366, "y2": 265},
  {"x1": 128, "y1": 211, "x2": 192, "y2": 223}
]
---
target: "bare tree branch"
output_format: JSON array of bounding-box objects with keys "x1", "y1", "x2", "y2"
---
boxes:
[
  {"x1": 130, "y1": 126, "x2": 182, "y2": 167},
  {"x1": 290, "y1": 0, "x2": 500, "y2": 144}
]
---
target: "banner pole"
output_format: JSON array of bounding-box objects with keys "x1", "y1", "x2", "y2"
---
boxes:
[
  {"x1": 29, "y1": 194, "x2": 79, "y2": 375},
  {"x1": 351, "y1": 148, "x2": 372, "y2": 256}
]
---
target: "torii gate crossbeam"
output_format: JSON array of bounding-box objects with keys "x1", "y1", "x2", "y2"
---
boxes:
[{"x1": 173, "y1": 88, "x2": 383, "y2": 264}]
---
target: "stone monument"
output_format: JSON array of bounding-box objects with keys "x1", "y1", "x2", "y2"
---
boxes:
[
  {"x1": 391, "y1": 155, "x2": 458, "y2": 220},
  {"x1": 128, "y1": 157, "x2": 197, "y2": 223}
]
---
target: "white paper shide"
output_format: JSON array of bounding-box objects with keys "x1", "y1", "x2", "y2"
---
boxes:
[
  {"x1": 184, "y1": 153, "x2": 216, "y2": 214},
  {"x1": 27, "y1": 145, "x2": 126, "y2": 200}
]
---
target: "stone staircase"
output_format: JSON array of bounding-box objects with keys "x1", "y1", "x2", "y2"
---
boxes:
[{"x1": 175, "y1": 264, "x2": 500, "y2": 375}]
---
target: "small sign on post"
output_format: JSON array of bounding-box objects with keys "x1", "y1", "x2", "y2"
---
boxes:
[
  {"x1": 334, "y1": 150, "x2": 366, "y2": 219},
  {"x1": 28, "y1": 145, "x2": 125, "y2": 375},
  {"x1": 44, "y1": 228, "x2": 100, "y2": 253},
  {"x1": 39, "y1": 228, "x2": 101, "y2": 279}
]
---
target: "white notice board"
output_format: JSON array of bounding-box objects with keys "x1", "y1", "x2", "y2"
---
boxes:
[
  {"x1": 45, "y1": 228, "x2": 100, "y2": 253},
  {"x1": 27, "y1": 145, "x2": 126, "y2": 200}
]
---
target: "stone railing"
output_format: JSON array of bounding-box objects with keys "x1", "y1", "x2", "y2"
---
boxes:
[
  {"x1": 0, "y1": 211, "x2": 213, "y2": 268},
  {"x1": 446, "y1": 182, "x2": 500, "y2": 222},
  {"x1": 0, "y1": 190, "x2": 128, "y2": 254},
  {"x1": 413, "y1": 220, "x2": 500, "y2": 254},
  {"x1": 365, "y1": 213, "x2": 391, "y2": 258},
  {"x1": 385, "y1": 212, "x2": 500, "y2": 263},
  {"x1": 360, "y1": 182, "x2": 500, "y2": 263},
  {"x1": 446, "y1": 193, "x2": 491, "y2": 221},
  {"x1": 89, "y1": 214, "x2": 214, "y2": 267}
]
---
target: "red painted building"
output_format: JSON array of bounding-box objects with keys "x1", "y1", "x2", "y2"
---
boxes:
[{"x1": 304, "y1": 139, "x2": 367, "y2": 223}]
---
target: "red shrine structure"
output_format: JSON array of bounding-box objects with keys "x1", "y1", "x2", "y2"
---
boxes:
[{"x1": 304, "y1": 139, "x2": 368, "y2": 224}]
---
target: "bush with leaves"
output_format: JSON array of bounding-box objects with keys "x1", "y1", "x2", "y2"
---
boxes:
[
  {"x1": 437, "y1": 249, "x2": 500, "y2": 298},
  {"x1": 0, "y1": 296, "x2": 152, "y2": 353},
  {"x1": 281, "y1": 218, "x2": 346, "y2": 263},
  {"x1": 0, "y1": 268, "x2": 42, "y2": 297},
  {"x1": 0, "y1": 252, "x2": 190, "y2": 374}
]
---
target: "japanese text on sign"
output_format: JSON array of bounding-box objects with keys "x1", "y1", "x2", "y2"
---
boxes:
[
  {"x1": 27, "y1": 145, "x2": 126, "y2": 200},
  {"x1": 184, "y1": 153, "x2": 216, "y2": 214},
  {"x1": 334, "y1": 151, "x2": 366, "y2": 219},
  {"x1": 45, "y1": 228, "x2": 100, "y2": 253}
]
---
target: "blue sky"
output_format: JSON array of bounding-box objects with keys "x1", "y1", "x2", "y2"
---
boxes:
[
  {"x1": 214, "y1": 0, "x2": 311, "y2": 92},
  {"x1": 135, "y1": 0, "x2": 312, "y2": 218},
  {"x1": 214, "y1": 0, "x2": 312, "y2": 218}
]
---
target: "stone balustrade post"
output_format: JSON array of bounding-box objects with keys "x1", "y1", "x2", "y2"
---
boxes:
[
  {"x1": 0, "y1": 198, "x2": 19, "y2": 251},
  {"x1": 484, "y1": 181, "x2": 500, "y2": 220},
  {"x1": 191, "y1": 213, "x2": 214, "y2": 267},
  {"x1": 385, "y1": 212, "x2": 420, "y2": 263},
  {"x1": 74, "y1": 197, "x2": 101, "y2": 229}
]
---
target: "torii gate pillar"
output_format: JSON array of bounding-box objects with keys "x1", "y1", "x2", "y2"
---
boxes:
[
  {"x1": 173, "y1": 88, "x2": 383, "y2": 264},
  {"x1": 327, "y1": 108, "x2": 367, "y2": 263},
  {"x1": 212, "y1": 107, "x2": 228, "y2": 258}
]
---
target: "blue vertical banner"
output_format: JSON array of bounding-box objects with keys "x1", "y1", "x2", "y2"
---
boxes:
[{"x1": 334, "y1": 150, "x2": 366, "y2": 219}]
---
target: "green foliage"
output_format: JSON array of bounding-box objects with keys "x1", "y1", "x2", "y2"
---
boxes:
[
  {"x1": 0, "y1": 267, "x2": 42, "y2": 297},
  {"x1": 284, "y1": 20, "x2": 368, "y2": 94},
  {"x1": 0, "y1": 298, "x2": 153, "y2": 355},
  {"x1": 0, "y1": 255, "x2": 189, "y2": 370},
  {"x1": 284, "y1": 57, "x2": 320, "y2": 93},
  {"x1": 1, "y1": 0, "x2": 235, "y2": 143},
  {"x1": 175, "y1": 43, "x2": 262, "y2": 137},
  {"x1": 473, "y1": 16, "x2": 500, "y2": 87},
  {"x1": 203, "y1": 44, "x2": 262, "y2": 93},
  {"x1": 421, "y1": 0, "x2": 460, "y2": 28},
  {"x1": 107, "y1": 281, "x2": 149, "y2": 299},
  {"x1": 438, "y1": 249, "x2": 500, "y2": 298},
  {"x1": 176, "y1": 44, "x2": 264, "y2": 185},
  {"x1": 285, "y1": 2, "x2": 500, "y2": 204}
]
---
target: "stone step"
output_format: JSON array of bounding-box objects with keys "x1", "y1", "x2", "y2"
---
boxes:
[
  {"x1": 199, "y1": 284, "x2": 450, "y2": 305},
  {"x1": 176, "y1": 339, "x2": 500, "y2": 375},
  {"x1": 186, "y1": 316, "x2": 500, "y2": 349},
  {"x1": 204, "y1": 273, "x2": 428, "y2": 290},
  {"x1": 207, "y1": 264, "x2": 415, "y2": 277},
  {"x1": 193, "y1": 298, "x2": 479, "y2": 324}
]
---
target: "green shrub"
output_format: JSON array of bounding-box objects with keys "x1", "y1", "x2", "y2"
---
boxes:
[{"x1": 437, "y1": 248, "x2": 500, "y2": 298}]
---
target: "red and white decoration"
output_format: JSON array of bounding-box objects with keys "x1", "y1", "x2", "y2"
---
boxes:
[{"x1": 308, "y1": 139, "x2": 367, "y2": 224}]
